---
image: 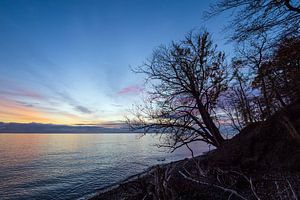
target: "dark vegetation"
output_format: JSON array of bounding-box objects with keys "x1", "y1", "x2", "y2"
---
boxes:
[
  {"x1": 92, "y1": 1, "x2": 300, "y2": 199},
  {"x1": 92, "y1": 102, "x2": 300, "y2": 200}
]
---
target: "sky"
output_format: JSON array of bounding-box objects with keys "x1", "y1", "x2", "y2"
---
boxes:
[{"x1": 0, "y1": 0, "x2": 232, "y2": 126}]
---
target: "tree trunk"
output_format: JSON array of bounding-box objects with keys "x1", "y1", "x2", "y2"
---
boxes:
[{"x1": 196, "y1": 99, "x2": 225, "y2": 147}]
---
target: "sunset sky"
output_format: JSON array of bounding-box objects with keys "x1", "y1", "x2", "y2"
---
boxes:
[{"x1": 0, "y1": 0, "x2": 231, "y2": 126}]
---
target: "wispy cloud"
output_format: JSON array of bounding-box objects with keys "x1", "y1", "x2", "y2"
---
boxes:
[
  {"x1": 0, "y1": 97, "x2": 88, "y2": 124},
  {"x1": 117, "y1": 85, "x2": 143, "y2": 95},
  {"x1": 56, "y1": 92, "x2": 94, "y2": 114},
  {"x1": 111, "y1": 103, "x2": 123, "y2": 107},
  {"x1": 75, "y1": 105, "x2": 93, "y2": 114},
  {"x1": 0, "y1": 98, "x2": 51, "y2": 123},
  {"x1": 0, "y1": 81, "x2": 46, "y2": 100}
]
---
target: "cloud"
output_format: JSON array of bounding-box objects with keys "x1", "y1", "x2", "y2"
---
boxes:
[
  {"x1": 111, "y1": 103, "x2": 123, "y2": 107},
  {"x1": 0, "y1": 98, "x2": 51, "y2": 123},
  {"x1": 14, "y1": 100, "x2": 35, "y2": 108},
  {"x1": 118, "y1": 85, "x2": 143, "y2": 95},
  {"x1": 56, "y1": 91, "x2": 94, "y2": 114},
  {"x1": 0, "y1": 97, "x2": 87, "y2": 124},
  {"x1": 0, "y1": 85, "x2": 46, "y2": 100},
  {"x1": 75, "y1": 105, "x2": 93, "y2": 114}
]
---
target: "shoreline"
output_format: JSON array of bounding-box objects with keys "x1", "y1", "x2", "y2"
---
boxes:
[
  {"x1": 87, "y1": 103, "x2": 300, "y2": 200},
  {"x1": 87, "y1": 153, "x2": 211, "y2": 200}
]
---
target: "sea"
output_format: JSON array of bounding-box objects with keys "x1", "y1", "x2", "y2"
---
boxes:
[{"x1": 0, "y1": 133, "x2": 210, "y2": 200}]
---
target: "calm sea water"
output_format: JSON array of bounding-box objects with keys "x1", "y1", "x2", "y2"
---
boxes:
[{"x1": 0, "y1": 133, "x2": 209, "y2": 200}]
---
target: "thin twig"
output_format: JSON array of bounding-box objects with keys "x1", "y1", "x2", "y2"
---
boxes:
[{"x1": 179, "y1": 170, "x2": 248, "y2": 200}]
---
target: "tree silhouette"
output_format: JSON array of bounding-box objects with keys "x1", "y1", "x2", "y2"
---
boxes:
[
  {"x1": 207, "y1": 0, "x2": 300, "y2": 44},
  {"x1": 127, "y1": 31, "x2": 227, "y2": 148},
  {"x1": 253, "y1": 36, "x2": 300, "y2": 107}
]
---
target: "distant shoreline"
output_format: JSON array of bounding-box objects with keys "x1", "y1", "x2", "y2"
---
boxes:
[
  {"x1": 0, "y1": 132, "x2": 142, "y2": 134},
  {"x1": 0, "y1": 122, "x2": 134, "y2": 133}
]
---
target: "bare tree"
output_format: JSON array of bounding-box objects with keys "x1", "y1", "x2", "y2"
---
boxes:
[
  {"x1": 206, "y1": 0, "x2": 300, "y2": 121},
  {"x1": 220, "y1": 59, "x2": 258, "y2": 131},
  {"x1": 222, "y1": 35, "x2": 300, "y2": 129},
  {"x1": 248, "y1": 36, "x2": 300, "y2": 112},
  {"x1": 269, "y1": 36, "x2": 300, "y2": 103},
  {"x1": 127, "y1": 31, "x2": 228, "y2": 148},
  {"x1": 206, "y1": 0, "x2": 300, "y2": 44}
]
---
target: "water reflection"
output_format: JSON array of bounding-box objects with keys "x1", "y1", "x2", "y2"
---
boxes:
[{"x1": 0, "y1": 134, "x2": 209, "y2": 200}]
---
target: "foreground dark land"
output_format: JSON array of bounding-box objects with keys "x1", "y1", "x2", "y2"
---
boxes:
[{"x1": 90, "y1": 102, "x2": 300, "y2": 200}]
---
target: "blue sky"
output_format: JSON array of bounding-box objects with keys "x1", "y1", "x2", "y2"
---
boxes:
[{"x1": 0, "y1": 0, "x2": 232, "y2": 125}]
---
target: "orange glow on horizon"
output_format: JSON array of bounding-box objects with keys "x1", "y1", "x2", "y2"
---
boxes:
[
  {"x1": 0, "y1": 98, "x2": 123, "y2": 126},
  {"x1": 0, "y1": 98, "x2": 53, "y2": 123},
  {"x1": 0, "y1": 98, "x2": 83, "y2": 125}
]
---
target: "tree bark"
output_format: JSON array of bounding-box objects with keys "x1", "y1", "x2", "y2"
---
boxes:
[{"x1": 196, "y1": 98, "x2": 225, "y2": 147}]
